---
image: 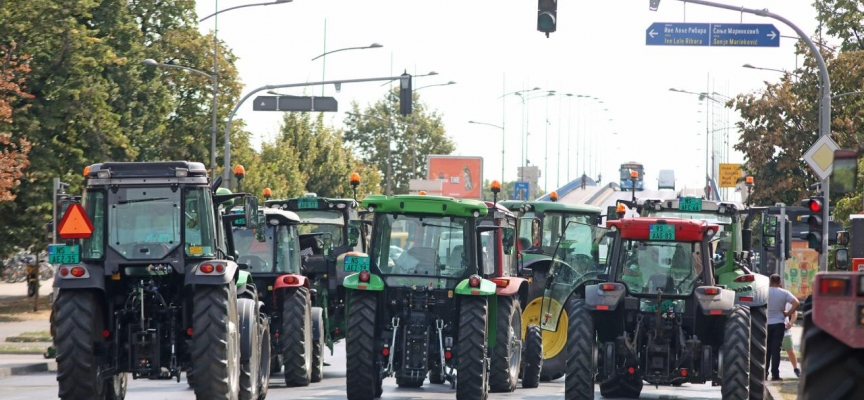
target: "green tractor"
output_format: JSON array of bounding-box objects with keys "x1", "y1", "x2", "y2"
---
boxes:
[
  {"x1": 264, "y1": 191, "x2": 369, "y2": 376},
  {"x1": 52, "y1": 161, "x2": 263, "y2": 400},
  {"x1": 639, "y1": 196, "x2": 770, "y2": 400},
  {"x1": 344, "y1": 194, "x2": 514, "y2": 399},
  {"x1": 499, "y1": 199, "x2": 603, "y2": 381}
]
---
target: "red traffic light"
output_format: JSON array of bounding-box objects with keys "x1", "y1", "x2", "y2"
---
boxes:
[{"x1": 808, "y1": 199, "x2": 822, "y2": 212}]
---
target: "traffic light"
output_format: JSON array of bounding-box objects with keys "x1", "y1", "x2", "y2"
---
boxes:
[
  {"x1": 537, "y1": 0, "x2": 557, "y2": 37},
  {"x1": 399, "y1": 71, "x2": 412, "y2": 115},
  {"x1": 801, "y1": 196, "x2": 824, "y2": 252},
  {"x1": 649, "y1": 0, "x2": 661, "y2": 11}
]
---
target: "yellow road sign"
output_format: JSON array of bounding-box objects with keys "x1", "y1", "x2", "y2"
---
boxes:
[{"x1": 718, "y1": 164, "x2": 742, "y2": 188}]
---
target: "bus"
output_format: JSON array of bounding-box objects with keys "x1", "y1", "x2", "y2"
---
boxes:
[{"x1": 620, "y1": 161, "x2": 645, "y2": 191}]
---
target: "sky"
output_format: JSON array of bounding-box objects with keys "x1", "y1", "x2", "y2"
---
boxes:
[{"x1": 193, "y1": 0, "x2": 826, "y2": 195}]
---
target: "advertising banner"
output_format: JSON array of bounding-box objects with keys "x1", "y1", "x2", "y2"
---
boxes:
[
  {"x1": 784, "y1": 241, "x2": 817, "y2": 299},
  {"x1": 427, "y1": 156, "x2": 483, "y2": 199}
]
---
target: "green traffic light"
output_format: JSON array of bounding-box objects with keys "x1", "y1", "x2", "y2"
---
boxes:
[{"x1": 538, "y1": 12, "x2": 556, "y2": 32}]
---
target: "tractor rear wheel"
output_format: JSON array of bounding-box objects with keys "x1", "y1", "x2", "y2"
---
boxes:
[
  {"x1": 520, "y1": 324, "x2": 542, "y2": 389},
  {"x1": 456, "y1": 296, "x2": 489, "y2": 400},
  {"x1": 258, "y1": 315, "x2": 271, "y2": 400},
  {"x1": 490, "y1": 296, "x2": 521, "y2": 393},
  {"x1": 238, "y1": 298, "x2": 260, "y2": 400},
  {"x1": 523, "y1": 269, "x2": 566, "y2": 381},
  {"x1": 281, "y1": 287, "x2": 312, "y2": 387},
  {"x1": 721, "y1": 305, "x2": 751, "y2": 400},
  {"x1": 565, "y1": 297, "x2": 594, "y2": 400},
  {"x1": 311, "y1": 307, "x2": 325, "y2": 383},
  {"x1": 346, "y1": 291, "x2": 380, "y2": 400},
  {"x1": 799, "y1": 296, "x2": 864, "y2": 400},
  {"x1": 191, "y1": 284, "x2": 241, "y2": 400},
  {"x1": 749, "y1": 305, "x2": 767, "y2": 400}
]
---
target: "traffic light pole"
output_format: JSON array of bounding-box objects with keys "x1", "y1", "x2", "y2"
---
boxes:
[{"x1": 675, "y1": 0, "x2": 832, "y2": 272}]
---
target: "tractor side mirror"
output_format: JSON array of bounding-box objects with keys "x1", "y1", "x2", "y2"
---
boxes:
[
  {"x1": 502, "y1": 227, "x2": 515, "y2": 255},
  {"x1": 836, "y1": 230, "x2": 850, "y2": 246},
  {"x1": 243, "y1": 196, "x2": 259, "y2": 229},
  {"x1": 834, "y1": 248, "x2": 849, "y2": 270}
]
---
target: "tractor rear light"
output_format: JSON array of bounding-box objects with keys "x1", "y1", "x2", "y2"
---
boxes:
[
  {"x1": 382, "y1": 347, "x2": 390, "y2": 356},
  {"x1": 444, "y1": 350, "x2": 452, "y2": 360},
  {"x1": 186, "y1": 328, "x2": 194, "y2": 336},
  {"x1": 819, "y1": 277, "x2": 850, "y2": 296},
  {"x1": 200, "y1": 264, "x2": 214, "y2": 274},
  {"x1": 740, "y1": 296, "x2": 754, "y2": 302},
  {"x1": 709, "y1": 309, "x2": 723, "y2": 315},
  {"x1": 600, "y1": 283, "x2": 617, "y2": 291},
  {"x1": 627, "y1": 367, "x2": 635, "y2": 374},
  {"x1": 492, "y1": 278, "x2": 509, "y2": 288},
  {"x1": 71, "y1": 267, "x2": 86, "y2": 277},
  {"x1": 359, "y1": 270, "x2": 370, "y2": 283},
  {"x1": 596, "y1": 305, "x2": 610, "y2": 311},
  {"x1": 469, "y1": 275, "x2": 481, "y2": 287},
  {"x1": 102, "y1": 330, "x2": 110, "y2": 338},
  {"x1": 734, "y1": 275, "x2": 755, "y2": 282},
  {"x1": 59, "y1": 267, "x2": 69, "y2": 277},
  {"x1": 283, "y1": 276, "x2": 298, "y2": 285},
  {"x1": 334, "y1": 328, "x2": 340, "y2": 335},
  {"x1": 703, "y1": 288, "x2": 720, "y2": 296},
  {"x1": 680, "y1": 369, "x2": 688, "y2": 377},
  {"x1": 274, "y1": 332, "x2": 280, "y2": 339},
  {"x1": 215, "y1": 264, "x2": 224, "y2": 273}
]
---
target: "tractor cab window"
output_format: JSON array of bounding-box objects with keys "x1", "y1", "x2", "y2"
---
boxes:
[
  {"x1": 478, "y1": 230, "x2": 497, "y2": 276},
  {"x1": 81, "y1": 189, "x2": 105, "y2": 259},
  {"x1": 277, "y1": 225, "x2": 302, "y2": 274},
  {"x1": 232, "y1": 226, "x2": 274, "y2": 272},
  {"x1": 541, "y1": 212, "x2": 593, "y2": 254},
  {"x1": 619, "y1": 240, "x2": 702, "y2": 295},
  {"x1": 296, "y1": 210, "x2": 345, "y2": 248},
  {"x1": 517, "y1": 212, "x2": 536, "y2": 251},
  {"x1": 108, "y1": 187, "x2": 181, "y2": 260},
  {"x1": 372, "y1": 213, "x2": 471, "y2": 278},
  {"x1": 183, "y1": 187, "x2": 217, "y2": 258}
]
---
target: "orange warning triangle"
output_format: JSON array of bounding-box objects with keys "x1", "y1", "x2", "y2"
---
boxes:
[{"x1": 58, "y1": 203, "x2": 94, "y2": 239}]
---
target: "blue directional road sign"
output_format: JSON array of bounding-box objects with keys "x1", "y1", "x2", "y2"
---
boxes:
[
  {"x1": 513, "y1": 182, "x2": 530, "y2": 201},
  {"x1": 646, "y1": 22, "x2": 779, "y2": 47}
]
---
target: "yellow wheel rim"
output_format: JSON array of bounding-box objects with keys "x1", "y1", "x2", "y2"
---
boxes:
[{"x1": 522, "y1": 296, "x2": 568, "y2": 359}]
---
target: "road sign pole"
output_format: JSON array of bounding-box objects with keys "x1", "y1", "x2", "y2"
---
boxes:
[{"x1": 676, "y1": 0, "x2": 832, "y2": 271}]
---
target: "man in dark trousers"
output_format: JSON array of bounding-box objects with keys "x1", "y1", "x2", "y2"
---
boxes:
[{"x1": 766, "y1": 274, "x2": 799, "y2": 380}]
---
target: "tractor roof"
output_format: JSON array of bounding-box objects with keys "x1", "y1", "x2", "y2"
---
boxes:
[
  {"x1": 499, "y1": 199, "x2": 602, "y2": 214},
  {"x1": 639, "y1": 197, "x2": 744, "y2": 216},
  {"x1": 361, "y1": 194, "x2": 488, "y2": 218},
  {"x1": 261, "y1": 207, "x2": 301, "y2": 225},
  {"x1": 607, "y1": 217, "x2": 718, "y2": 242},
  {"x1": 87, "y1": 161, "x2": 207, "y2": 179},
  {"x1": 265, "y1": 192, "x2": 358, "y2": 212}
]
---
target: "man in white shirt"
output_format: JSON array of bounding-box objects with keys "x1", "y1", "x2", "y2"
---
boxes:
[{"x1": 767, "y1": 274, "x2": 799, "y2": 381}]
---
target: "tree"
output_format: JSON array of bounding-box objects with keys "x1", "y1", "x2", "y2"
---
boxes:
[
  {"x1": 343, "y1": 88, "x2": 455, "y2": 194},
  {"x1": 0, "y1": 43, "x2": 32, "y2": 201}
]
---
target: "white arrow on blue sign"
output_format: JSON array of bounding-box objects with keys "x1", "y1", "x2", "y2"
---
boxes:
[{"x1": 646, "y1": 22, "x2": 780, "y2": 47}]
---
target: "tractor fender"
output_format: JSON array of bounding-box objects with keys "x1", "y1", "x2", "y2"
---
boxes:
[
  {"x1": 184, "y1": 260, "x2": 238, "y2": 286},
  {"x1": 455, "y1": 278, "x2": 497, "y2": 296},
  {"x1": 273, "y1": 274, "x2": 309, "y2": 290},
  {"x1": 812, "y1": 273, "x2": 864, "y2": 348},
  {"x1": 53, "y1": 264, "x2": 106, "y2": 292},
  {"x1": 343, "y1": 272, "x2": 385, "y2": 291},
  {"x1": 584, "y1": 283, "x2": 626, "y2": 311},
  {"x1": 311, "y1": 307, "x2": 324, "y2": 341},
  {"x1": 237, "y1": 298, "x2": 258, "y2": 362},
  {"x1": 490, "y1": 276, "x2": 529, "y2": 297},
  {"x1": 694, "y1": 286, "x2": 736, "y2": 316},
  {"x1": 735, "y1": 278, "x2": 769, "y2": 308}
]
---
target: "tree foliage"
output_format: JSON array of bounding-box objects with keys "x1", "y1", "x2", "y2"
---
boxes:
[
  {"x1": 343, "y1": 88, "x2": 455, "y2": 194},
  {"x1": 0, "y1": 43, "x2": 32, "y2": 201}
]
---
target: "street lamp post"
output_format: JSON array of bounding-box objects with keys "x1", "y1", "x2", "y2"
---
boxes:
[
  {"x1": 517, "y1": 90, "x2": 555, "y2": 195},
  {"x1": 143, "y1": 59, "x2": 217, "y2": 178},
  {"x1": 742, "y1": 63, "x2": 801, "y2": 78},
  {"x1": 468, "y1": 121, "x2": 505, "y2": 183},
  {"x1": 500, "y1": 87, "x2": 541, "y2": 182},
  {"x1": 312, "y1": 42, "x2": 383, "y2": 96}
]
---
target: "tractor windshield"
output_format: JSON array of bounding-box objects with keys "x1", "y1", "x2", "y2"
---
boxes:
[
  {"x1": 618, "y1": 240, "x2": 702, "y2": 296},
  {"x1": 107, "y1": 187, "x2": 183, "y2": 260},
  {"x1": 231, "y1": 225, "x2": 301, "y2": 274},
  {"x1": 296, "y1": 210, "x2": 345, "y2": 247},
  {"x1": 371, "y1": 213, "x2": 471, "y2": 281},
  {"x1": 541, "y1": 212, "x2": 595, "y2": 254},
  {"x1": 539, "y1": 223, "x2": 611, "y2": 332}
]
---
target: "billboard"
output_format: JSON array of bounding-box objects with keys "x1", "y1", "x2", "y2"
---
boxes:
[
  {"x1": 784, "y1": 241, "x2": 817, "y2": 299},
  {"x1": 427, "y1": 156, "x2": 483, "y2": 199}
]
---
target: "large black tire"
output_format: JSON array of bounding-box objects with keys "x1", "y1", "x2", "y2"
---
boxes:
[
  {"x1": 599, "y1": 374, "x2": 643, "y2": 398},
  {"x1": 798, "y1": 296, "x2": 864, "y2": 400},
  {"x1": 281, "y1": 287, "x2": 312, "y2": 387},
  {"x1": 259, "y1": 315, "x2": 271, "y2": 400},
  {"x1": 191, "y1": 284, "x2": 241, "y2": 400},
  {"x1": 56, "y1": 290, "x2": 125, "y2": 400},
  {"x1": 346, "y1": 291, "x2": 380, "y2": 400},
  {"x1": 311, "y1": 307, "x2": 325, "y2": 383},
  {"x1": 524, "y1": 270, "x2": 566, "y2": 381},
  {"x1": 565, "y1": 297, "x2": 595, "y2": 400},
  {"x1": 520, "y1": 324, "x2": 542, "y2": 389},
  {"x1": 490, "y1": 296, "x2": 521, "y2": 393},
  {"x1": 721, "y1": 305, "x2": 751, "y2": 400},
  {"x1": 456, "y1": 296, "x2": 489, "y2": 400},
  {"x1": 238, "y1": 299, "x2": 261, "y2": 400},
  {"x1": 749, "y1": 305, "x2": 767, "y2": 400}
]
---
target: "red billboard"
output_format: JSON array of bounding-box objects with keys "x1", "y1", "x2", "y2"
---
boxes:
[{"x1": 427, "y1": 156, "x2": 483, "y2": 199}]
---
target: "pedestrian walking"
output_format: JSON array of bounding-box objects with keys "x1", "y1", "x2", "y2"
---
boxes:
[
  {"x1": 767, "y1": 274, "x2": 799, "y2": 381},
  {"x1": 783, "y1": 302, "x2": 800, "y2": 377}
]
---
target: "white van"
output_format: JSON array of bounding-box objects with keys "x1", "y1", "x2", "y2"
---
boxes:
[{"x1": 658, "y1": 170, "x2": 675, "y2": 190}]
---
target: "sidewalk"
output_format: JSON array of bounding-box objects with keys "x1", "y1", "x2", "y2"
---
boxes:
[
  {"x1": 765, "y1": 324, "x2": 803, "y2": 400},
  {"x1": 0, "y1": 282, "x2": 55, "y2": 377}
]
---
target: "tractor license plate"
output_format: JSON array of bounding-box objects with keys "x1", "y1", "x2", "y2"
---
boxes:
[
  {"x1": 298, "y1": 198, "x2": 318, "y2": 209},
  {"x1": 48, "y1": 244, "x2": 80, "y2": 264},
  {"x1": 344, "y1": 256, "x2": 370, "y2": 272},
  {"x1": 649, "y1": 224, "x2": 675, "y2": 241},
  {"x1": 679, "y1": 197, "x2": 702, "y2": 211}
]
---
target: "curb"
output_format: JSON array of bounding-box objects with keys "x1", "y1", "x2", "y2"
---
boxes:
[
  {"x1": 0, "y1": 360, "x2": 56, "y2": 377},
  {"x1": 765, "y1": 382, "x2": 785, "y2": 400}
]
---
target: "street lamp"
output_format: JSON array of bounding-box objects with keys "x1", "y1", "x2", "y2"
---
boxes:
[
  {"x1": 346, "y1": 111, "x2": 395, "y2": 195},
  {"x1": 518, "y1": 90, "x2": 555, "y2": 187},
  {"x1": 312, "y1": 42, "x2": 384, "y2": 96},
  {"x1": 742, "y1": 63, "x2": 801, "y2": 77},
  {"x1": 415, "y1": 81, "x2": 456, "y2": 91},
  {"x1": 143, "y1": 59, "x2": 218, "y2": 179},
  {"x1": 468, "y1": 121, "x2": 505, "y2": 183},
  {"x1": 198, "y1": 0, "x2": 292, "y2": 21}
]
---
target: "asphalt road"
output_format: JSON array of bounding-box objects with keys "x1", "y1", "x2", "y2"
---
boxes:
[{"x1": 0, "y1": 341, "x2": 723, "y2": 400}]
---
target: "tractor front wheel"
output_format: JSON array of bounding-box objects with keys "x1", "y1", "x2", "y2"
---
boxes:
[
  {"x1": 456, "y1": 296, "x2": 489, "y2": 400},
  {"x1": 490, "y1": 296, "x2": 521, "y2": 393},
  {"x1": 191, "y1": 284, "x2": 241, "y2": 400},
  {"x1": 565, "y1": 297, "x2": 595, "y2": 400},
  {"x1": 749, "y1": 305, "x2": 767, "y2": 400},
  {"x1": 520, "y1": 324, "x2": 543, "y2": 389},
  {"x1": 346, "y1": 292, "x2": 380, "y2": 400},
  {"x1": 721, "y1": 305, "x2": 751, "y2": 400},
  {"x1": 281, "y1": 288, "x2": 312, "y2": 387}
]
